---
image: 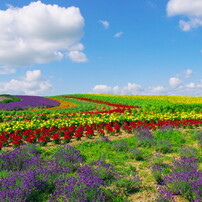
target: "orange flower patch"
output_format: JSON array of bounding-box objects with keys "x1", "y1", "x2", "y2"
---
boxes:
[{"x1": 31, "y1": 97, "x2": 78, "y2": 111}]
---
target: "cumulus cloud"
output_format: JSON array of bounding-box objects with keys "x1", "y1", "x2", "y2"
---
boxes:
[
  {"x1": 184, "y1": 69, "x2": 193, "y2": 78},
  {"x1": 114, "y1": 32, "x2": 124, "y2": 38},
  {"x1": 92, "y1": 69, "x2": 202, "y2": 96},
  {"x1": 0, "y1": 1, "x2": 87, "y2": 72},
  {"x1": 167, "y1": 0, "x2": 202, "y2": 31},
  {"x1": 122, "y1": 83, "x2": 143, "y2": 94},
  {"x1": 92, "y1": 82, "x2": 202, "y2": 96},
  {"x1": 168, "y1": 81, "x2": 202, "y2": 96},
  {"x1": 179, "y1": 18, "x2": 202, "y2": 31},
  {"x1": 150, "y1": 86, "x2": 166, "y2": 93},
  {"x1": 167, "y1": 0, "x2": 202, "y2": 17},
  {"x1": 67, "y1": 43, "x2": 88, "y2": 62},
  {"x1": 93, "y1": 85, "x2": 119, "y2": 94},
  {"x1": 67, "y1": 51, "x2": 88, "y2": 63},
  {"x1": 185, "y1": 82, "x2": 196, "y2": 88},
  {"x1": 0, "y1": 67, "x2": 16, "y2": 75},
  {"x1": 99, "y1": 20, "x2": 110, "y2": 29},
  {"x1": 93, "y1": 83, "x2": 144, "y2": 95},
  {"x1": 0, "y1": 70, "x2": 53, "y2": 95},
  {"x1": 169, "y1": 77, "x2": 182, "y2": 88}
]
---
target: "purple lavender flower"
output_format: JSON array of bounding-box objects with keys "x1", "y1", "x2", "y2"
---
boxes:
[
  {"x1": 151, "y1": 164, "x2": 164, "y2": 185},
  {"x1": 51, "y1": 145, "x2": 84, "y2": 170},
  {"x1": 0, "y1": 170, "x2": 45, "y2": 201},
  {"x1": 172, "y1": 157, "x2": 198, "y2": 172},
  {"x1": 0, "y1": 144, "x2": 42, "y2": 171},
  {"x1": 156, "y1": 187, "x2": 174, "y2": 202},
  {"x1": 162, "y1": 157, "x2": 202, "y2": 201},
  {"x1": 0, "y1": 95, "x2": 60, "y2": 110},
  {"x1": 101, "y1": 136, "x2": 110, "y2": 142},
  {"x1": 136, "y1": 128, "x2": 155, "y2": 147},
  {"x1": 50, "y1": 165, "x2": 106, "y2": 201}
]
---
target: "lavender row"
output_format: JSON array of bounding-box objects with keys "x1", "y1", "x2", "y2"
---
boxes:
[
  {"x1": 0, "y1": 95, "x2": 60, "y2": 111},
  {"x1": 0, "y1": 144, "x2": 140, "y2": 201}
]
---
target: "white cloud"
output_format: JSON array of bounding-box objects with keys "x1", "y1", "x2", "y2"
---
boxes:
[
  {"x1": 92, "y1": 83, "x2": 143, "y2": 95},
  {"x1": 168, "y1": 82, "x2": 202, "y2": 96},
  {"x1": 93, "y1": 85, "x2": 114, "y2": 94},
  {"x1": 99, "y1": 20, "x2": 110, "y2": 29},
  {"x1": 167, "y1": 0, "x2": 202, "y2": 31},
  {"x1": 169, "y1": 77, "x2": 182, "y2": 88},
  {"x1": 92, "y1": 69, "x2": 202, "y2": 96},
  {"x1": 123, "y1": 83, "x2": 143, "y2": 94},
  {"x1": 92, "y1": 79, "x2": 202, "y2": 96},
  {"x1": 0, "y1": 67, "x2": 16, "y2": 75},
  {"x1": 67, "y1": 51, "x2": 88, "y2": 63},
  {"x1": 179, "y1": 18, "x2": 202, "y2": 31},
  {"x1": 0, "y1": 70, "x2": 53, "y2": 95},
  {"x1": 167, "y1": 0, "x2": 202, "y2": 17},
  {"x1": 0, "y1": 1, "x2": 86, "y2": 72},
  {"x1": 184, "y1": 69, "x2": 193, "y2": 78},
  {"x1": 68, "y1": 43, "x2": 84, "y2": 51},
  {"x1": 150, "y1": 86, "x2": 166, "y2": 93},
  {"x1": 185, "y1": 82, "x2": 196, "y2": 88},
  {"x1": 114, "y1": 32, "x2": 124, "y2": 38}
]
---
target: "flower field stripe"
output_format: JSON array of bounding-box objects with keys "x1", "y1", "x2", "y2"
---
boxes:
[
  {"x1": 0, "y1": 118, "x2": 202, "y2": 149},
  {"x1": 1, "y1": 94, "x2": 202, "y2": 150},
  {"x1": 67, "y1": 94, "x2": 202, "y2": 113},
  {"x1": 31, "y1": 97, "x2": 78, "y2": 111},
  {"x1": 64, "y1": 96, "x2": 139, "y2": 109},
  {"x1": 0, "y1": 95, "x2": 60, "y2": 111},
  {"x1": 0, "y1": 111, "x2": 202, "y2": 132},
  {"x1": 89, "y1": 94, "x2": 202, "y2": 104}
]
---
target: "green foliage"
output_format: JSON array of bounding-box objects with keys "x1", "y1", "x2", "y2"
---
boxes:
[
  {"x1": 178, "y1": 146, "x2": 198, "y2": 158},
  {"x1": 128, "y1": 148, "x2": 145, "y2": 160},
  {"x1": 110, "y1": 140, "x2": 131, "y2": 152},
  {"x1": 0, "y1": 170, "x2": 9, "y2": 179},
  {"x1": 153, "y1": 129, "x2": 185, "y2": 146},
  {"x1": 154, "y1": 139, "x2": 173, "y2": 154},
  {"x1": 65, "y1": 94, "x2": 202, "y2": 113}
]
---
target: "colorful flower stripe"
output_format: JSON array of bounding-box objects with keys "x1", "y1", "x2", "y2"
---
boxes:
[
  {"x1": 65, "y1": 96, "x2": 139, "y2": 108},
  {"x1": 67, "y1": 94, "x2": 202, "y2": 113},
  {"x1": 0, "y1": 111, "x2": 202, "y2": 133},
  {"x1": 0, "y1": 95, "x2": 60, "y2": 111},
  {"x1": 0, "y1": 98, "x2": 135, "y2": 123},
  {"x1": 89, "y1": 94, "x2": 202, "y2": 104},
  {"x1": 0, "y1": 119, "x2": 202, "y2": 149},
  {"x1": 31, "y1": 97, "x2": 78, "y2": 111}
]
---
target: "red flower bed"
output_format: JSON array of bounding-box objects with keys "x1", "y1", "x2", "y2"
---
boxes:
[{"x1": 0, "y1": 119, "x2": 202, "y2": 149}]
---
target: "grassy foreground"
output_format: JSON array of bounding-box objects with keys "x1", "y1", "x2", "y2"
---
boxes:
[{"x1": 1, "y1": 127, "x2": 201, "y2": 202}]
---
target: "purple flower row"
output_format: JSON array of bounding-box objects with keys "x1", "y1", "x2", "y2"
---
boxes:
[
  {"x1": 156, "y1": 157, "x2": 202, "y2": 202},
  {"x1": 0, "y1": 95, "x2": 60, "y2": 110},
  {"x1": 0, "y1": 145, "x2": 117, "y2": 201}
]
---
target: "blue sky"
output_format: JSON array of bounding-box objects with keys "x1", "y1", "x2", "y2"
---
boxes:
[{"x1": 0, "y1": 0, "x2": 202, "y2": 96}]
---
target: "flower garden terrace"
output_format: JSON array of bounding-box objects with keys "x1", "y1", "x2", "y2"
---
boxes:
[{"x1": 0, "y1": 94, "x2": 202, "y2": 149}]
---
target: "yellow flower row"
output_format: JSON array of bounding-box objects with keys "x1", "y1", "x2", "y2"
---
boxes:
[
  {"x1": 90, "y1": 94, "x2": 202, "y2": 104},
  {"x1": 1, "y1": 111, "x2": 202, "y2": 133}
]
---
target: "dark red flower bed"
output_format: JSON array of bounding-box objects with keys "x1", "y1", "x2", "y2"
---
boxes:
[
  {"x1": 0, "y1": 119, "x2": 201, "y2": 149},
  {"x1": 64, "y1": 96, "x2": 139, "y2": 109}
]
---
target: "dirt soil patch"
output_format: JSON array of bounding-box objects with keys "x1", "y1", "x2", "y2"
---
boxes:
[{"x1": 0, "y1": 96, "x2": 11, "y2": 102}]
